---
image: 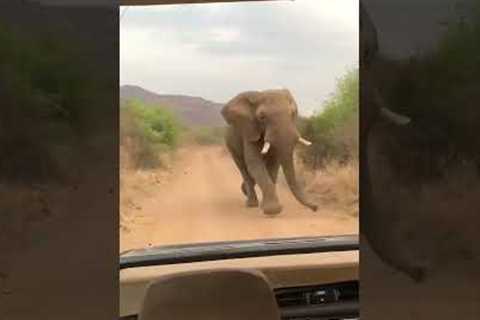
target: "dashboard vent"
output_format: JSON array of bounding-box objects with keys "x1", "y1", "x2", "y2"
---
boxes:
[{"x1": 275, "y1": 281, "x2": 358, "y2": 308}]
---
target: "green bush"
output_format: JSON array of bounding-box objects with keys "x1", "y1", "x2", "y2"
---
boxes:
[
  {"x1": 0, "y1": 24, "x2": 102, "y2": 183},
  {"x1": 299, "y1": 68, "x2": 359, "y2": 168},
  {"x1": 374, "y1": 4, "x2": 480, "y2": 178},
  {"x1": 120, "y1": 99, "x2": 182, "y2": 169}
]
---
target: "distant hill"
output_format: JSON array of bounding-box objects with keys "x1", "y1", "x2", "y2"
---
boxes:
[{"x1": 120, "y1": 85, "x2": 225, "y2": 127}]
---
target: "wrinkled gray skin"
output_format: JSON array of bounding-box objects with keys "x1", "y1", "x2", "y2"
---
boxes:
[
  {"x1": 360, "y1": 3, "x2": 428, "y2": 282},
  {"x1": 221, "y1": 89, "x2": 318, "y2": 216}
]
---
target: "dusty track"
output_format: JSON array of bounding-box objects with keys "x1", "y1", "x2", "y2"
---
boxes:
[{"x1": 121, "y1": 146, "x2": 358, "y2": 252}]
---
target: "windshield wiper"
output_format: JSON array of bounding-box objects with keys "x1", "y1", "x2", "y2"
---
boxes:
[{"x1": 120, "y1": 235, "x2": 358, "y2": 270}]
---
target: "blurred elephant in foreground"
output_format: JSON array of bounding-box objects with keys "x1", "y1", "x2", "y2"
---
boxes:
[
  {"x1": 362, "y1": 0, "x2": 480, "y2": 283},
  {"x1": 359, "y1": 2, "x2": 428, "y2": 282},
  {"x1": 221, "y1": 89, "x2": 318, "y2": 216}
]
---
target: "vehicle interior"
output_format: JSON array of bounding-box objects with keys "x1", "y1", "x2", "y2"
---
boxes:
[
  {"x1": 119, "y1": 1, "x2": 359, "y2": 319},
  {"x1": 120, "y1": 236, "x2": 359, "y2": 320}
]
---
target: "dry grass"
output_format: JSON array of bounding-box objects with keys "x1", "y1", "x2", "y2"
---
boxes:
[
  {"x1": 120, "y1": 145, "x2": 174, "y2": 232},
  {"x1": 120, "y1": 169, "x2": 169, "y2": 232},
  {"x1": 306, "y1": 160, "x2": 359, "y2": 216}
]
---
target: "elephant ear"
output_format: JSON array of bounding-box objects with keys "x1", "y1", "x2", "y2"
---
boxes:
[
  {"x1": 281, "y1": 89, "x2": 296, "y2": 105},
  {"x1": 221, "y1": 91, "x2": 263, "y2": 142}
]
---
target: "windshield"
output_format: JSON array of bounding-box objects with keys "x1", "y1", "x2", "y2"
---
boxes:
[{"x1": 119, "y1": 0, "x2": 359, "y2": 253}]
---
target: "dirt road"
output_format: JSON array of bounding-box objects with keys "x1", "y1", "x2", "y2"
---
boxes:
[{"x1": 121, "y1": 146, "x2": 358, "y2": 252}]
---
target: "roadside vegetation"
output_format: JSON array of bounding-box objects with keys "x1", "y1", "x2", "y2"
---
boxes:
[
  {"x1": 0, "y1": 24, "x2": 105, "y2": 184},
  {"x1": 0, "y1": 16, "x2": 115, "y2": 275},
  {"x1": 365, "y1": 3, "x2": 480, "y2": 183},
  {"x1": 298, "y1": 68, "x2": 359, "y2": 216},
  {"x1": 120, "y1": 99, "x2": 229, "y2": 170},
  {"x1": 119, "y1": 99, "x2": 227, "y2": 230},
  {"x1": 120, "y1": 99, "x2": 183, "y2": 169},
  {"x1": 298, "y1": 68, "x2": 358, "y2": 168}
]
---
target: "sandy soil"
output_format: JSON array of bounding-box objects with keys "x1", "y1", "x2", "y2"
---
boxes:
[
  {"x1": 120, "y1": 145, "x2": 358, "y2": 252},
  {"x1": 0, "y1": 162, "x2": 117, "y2": 319}
]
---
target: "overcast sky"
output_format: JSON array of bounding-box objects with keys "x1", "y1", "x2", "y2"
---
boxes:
[
  {"x1": 120, "y1": 0, "x2": 358, "y2": 116},
  {"x1": 364, "y1": 0, "x2": 466, "y2": 59}
]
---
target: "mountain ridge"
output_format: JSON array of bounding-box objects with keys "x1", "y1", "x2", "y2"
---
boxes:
[{"x1": 120, "y1": 85, "x2": 225, "y2": 127}]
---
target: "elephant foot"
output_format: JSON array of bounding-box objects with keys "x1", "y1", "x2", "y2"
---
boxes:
[
  {"x1": 242, "y1": 183, "x2": 258, "y2": 207},
  {"x1": 246, "y1": 198, "x2": 259, "y2": 207},
  {"x1": 262, "y1": 201, "x2": 283, "y2": 216}
]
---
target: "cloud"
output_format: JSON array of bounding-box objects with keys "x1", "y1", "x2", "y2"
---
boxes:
[{"x1": 120, "y1": 0, "x2": 358, "y2": 115}]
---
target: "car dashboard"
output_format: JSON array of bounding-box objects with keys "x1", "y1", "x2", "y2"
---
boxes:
[{"x1": 119, "y1": 236, "x2": 359, "y2": 320}]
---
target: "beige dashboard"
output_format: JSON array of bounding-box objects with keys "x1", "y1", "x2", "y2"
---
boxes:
[{"x1": 120, "y1": 251, "x2": 358, "y2": 317}]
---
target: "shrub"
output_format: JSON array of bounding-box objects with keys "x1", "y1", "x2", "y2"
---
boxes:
[
  {"x1": 120, "y1": 99, "x2": 182, "y2": 169},
  {"x1": 299, "y1": 68, "x2": 359, "y2": 168},
  {"x1": 0, "y1": 24, "x2": 102, "y2": 184},
  {"x1": 372, "y1": 4, "x2": 480, "y2": 179}
]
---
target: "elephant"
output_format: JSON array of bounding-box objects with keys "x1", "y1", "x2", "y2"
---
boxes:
[
  {"x1": 360, "y1": 2, "x2": 434, "y2": 282},
  {"x1": 221, "y1": 89, "x2": 318, "y2": 216},
  {"x1": 361, "y1": 0, "x2": 480, "y2": 284}
]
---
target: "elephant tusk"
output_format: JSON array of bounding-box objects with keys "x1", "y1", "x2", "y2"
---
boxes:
[
  {"x1": 261, "y1": 141, "x2": 271, "y2": 154},
  {"x1": 298, "y1": 137, "x2": 312, "y2": 146},
  {"x1": 380, "y1": 107, "x2": 411, "y2": 125}
]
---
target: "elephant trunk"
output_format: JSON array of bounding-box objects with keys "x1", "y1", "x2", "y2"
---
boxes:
[{"x1": 280, "y1": 151, "x2": 318, "y2": 212}]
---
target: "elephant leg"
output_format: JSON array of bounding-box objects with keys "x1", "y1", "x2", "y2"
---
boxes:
[
  {"x1": 265, "y1": 155, "x2": 280, "y2": 184},
  {"x1": 243, "y1": 141, "x2": 282, "y2": 215},
  {"x1": 226, "y1": 140, "x2": 259, "y2": 207},
  {"x1": 241, "y1": 181, "x2": 248, "y2": 196},
  {"x1": 234, "y1": 160, "x2": 259, "y2": 208},
  {"x1": 240, "y1": 181, "x2": 255, "y2": 202}
]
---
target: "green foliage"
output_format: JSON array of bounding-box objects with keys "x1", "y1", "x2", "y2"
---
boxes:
[
  {"x1": 299, "y1": 68, "x2": 359, "y2": 168},
  {"x1": 120, "y1": 99, "x2": 182, "y2": 169},
  {"x1": 314, "y1": 68, "x2": 358, "y2": 132},
  {"x1": 190, "y1": 126, "x2": 226, "y2": 145},
  {"x1": 0, "y1": 24, "x2": 101, "y2": 183},
  {"x1": 376, "y1": 3, "x2": 480, "y2": 174},
  {"x1": 1, "y1": 26, "x2": 98, "y2": 125}
]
